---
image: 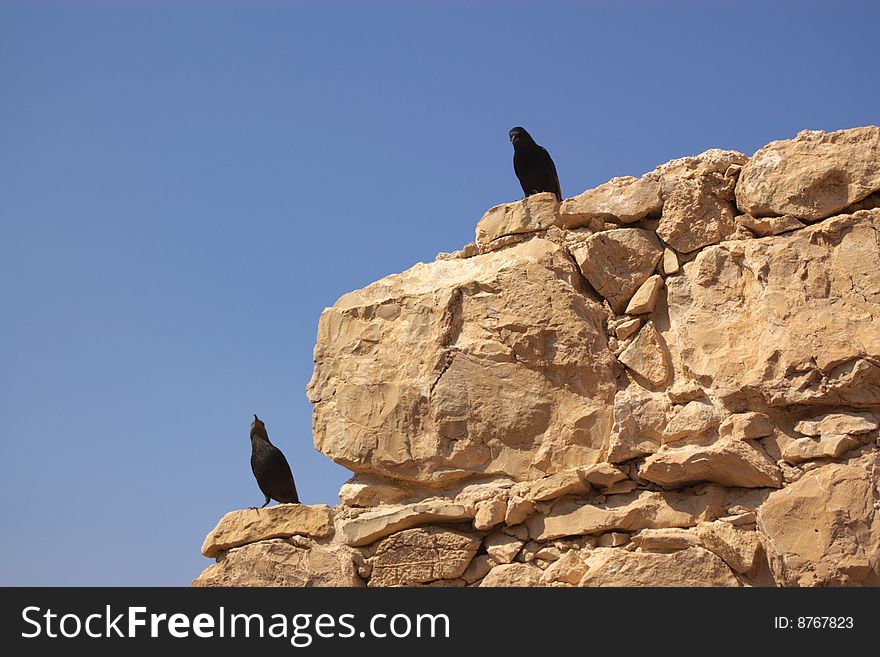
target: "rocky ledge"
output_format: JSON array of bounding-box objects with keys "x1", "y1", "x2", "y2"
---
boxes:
[{"x1": 194, "y1": 126, "x2": 880, "y2": 587}]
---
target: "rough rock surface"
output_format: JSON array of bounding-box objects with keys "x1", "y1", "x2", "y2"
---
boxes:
[
  {"x1": 307, "y1": 237, "x2": 619, "y2": 484},
  {"x1": 476, "y1": 192, "x2": 561, "y2": 244},
  {"x1": 196, "y1": 126, "x2": 880, "y2": 587},
  {"x1": 736, "y1": 126, "x2": 880, "y2": 221},
  {"x1": 757, "y1": 452, "x2": 880, "y2": 586},
  {"x1": 571, "y1": 228, "x2": 663, "y2": 313},
  {"x1": 560, "y1": 175, "x2": 662, "y2": 226},
  {"x1": 579, "y1": 547, "x2": 740, "y2": 587},
  {"x1": 193, "y1": 541, "x2": 364, "y2": 587},
  {"x1": 201, "y1": 505, "x2": 333, "y2": 558},
  {"x1": 368, "y1": 527, "x2": 480, "y2": 587}
]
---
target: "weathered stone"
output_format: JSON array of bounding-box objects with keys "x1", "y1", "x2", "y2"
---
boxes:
[
  {"x1": 338, "y1": 501, "x2": 472, "y2": 547},
  {"x1": 654, "y1": 149, "x2": 749, "y2": 197},
  {"x1": 615, "y1": 318, "x2": 641, "y2": 340},
  {"x1": 794, "y1": 411, "x2": 879, "y2": 437},
  {"x1": 661, "y1": 248, "x2": 680, "y2": 275},
  {"x1": 617, "y1": 321, "x2": 672, "y2": 387},
  {"x1": 308, "y1": 237, "x2": 619, "y2": 484},
  {"x1": 736, "y1": 213, "x2": 806, "y2": 237},
  {"x1": 736, "y1": 126, "x2": 880, "y2": 221},
  {"x1": 560, "y1": 175, "x2": 663, "y2": 227},
  {"x1": 782, "y1": 434, "x2": 862, "y2": 465},
  {"x1": 338, "y1": 478, "x2": 408, "y2": 508},
  {"x1": 193, "y1": 541, "x2": 363, "y2": 587},
  {"x1": 368, "y1": 527, "x2": 480, "y2": 587},
  {"x1": 201, "y1": 505, "x2": 333, "y2": 559},
  {"x1": 570, "y1": 229, "x2": 663, "y2": 313},
  {"x1": 718, "y1": 511, "x2": 757, "y2": 526},
  {"x1": 540, "y1": 549, "x2": 589, "y2": 585},
  {"x1": 719, "y1": 412, "x2": 773, "y2": 441},
  {"x1": 631, "y1": 527, "x2": 699, "y2": 552},
  {"x1": 526, "y1": 485, "x2": 725, "y2": 541},
  {"x1": 479, "y1": 562, "x2": 544, "y2": 587},
  {"x1": 639, "y1": 439, "x2": 782, "y2": 488},
  {"x1": 605, "y1": 387, "x2": 670, "y2": 462},
  {"x1": 580, "y1": 463, "x2": 629, "y2": 490},
  {"x1": 526, "y1": 469, "x2": 591, "y2": 502},
  {"x1": 625, "y1": 274, "x2": 664, "y2": 315},
  {"x1": 658, "y1": 172, "x2": 738, "y2": 253},
  {"x1": 664, "y1": 210, "x2": 880, "y2": 407},
  {"x1": 757, "y1": 453, "x2": 880, "y2": 586},
  {"x1": 696, "y1": 521, "x2": 762, "y2": 574},
  {"x1": 461, "y1": 554, "x2": 494, "y2": 584},
  {"x1": 484, "y1": 530, "x2": 523, "y2": 564},
  {"x1": 505, "y1": 496, "x2": 536, "y2": 526},
  {"x1": 453, "y1": 480, "x2": 513, "y2": 514},
  {"x1": 473, "y1": 498, "x2": 508, "y2": 531},
  {"x1": 579, "y1": 547, "x2": 740, "y2": 587},
  {"x1": 476, "y1": 192, "x2": 561, "y2": 243},
  {"x1": 662, "y1": 400, "x2": 723, "y2": 443}
]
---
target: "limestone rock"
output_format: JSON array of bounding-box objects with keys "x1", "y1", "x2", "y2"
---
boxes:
[
  {"x1": 308, "y1": 237, "x2": 619, "y2": 484},
  {"x1": 757, "y1": 453, "x2": 880, "y2": 586},
  {"x1": 476, "y1": 192, "x2": 561, "y2": 243},
  {"x1": 736, "y1": 126, "x2": 880, "y2": 221},
  {"x1": 782, "y1": 434, "x2": 862, "y2": 465},
  {"x1": 484, "y1": 530, "x2": 523, "y2": 564},
  {"x1": 719, "y1": 412, "x2": 773, "y2": 441},
  {"x1": 653, "y1": 149, "x2": 749, "y2": 197},
  {"x1": 570, "y1": 228, "x2": 663, "y2": 313},
  {"x1": 338, "y1": 477, "x2": 408, "y2": 507},
  {"x1": 338, "y1": 501, "x2": 472, "y2": 547},
  {"x1": 630, "y1": 527, "x2": 699, "y2": 552},
  {"x1": 657, "y1": 172, "x2": 738, "y2": 253},
  {"x1": 662, "y1": 400, "x2": 723, "y2": 443},
  {"x1": 479, "y1": 562, "x2": 544, "y2": 587},
  {"x1": 505, "y1": 496, "x2": 536, "y2": 526},
  {"x1": 639, "y1": 439, "x2": 782, "y2": 488},
  {"x1": 473, "y1": 498, "x2": 508, "y2": 531},
  {"x1": 526, "y1": 468, "x2": 591, "y2": 502},
  {"x1": 617, "y1": 321, "x2": 672, "y2": 387},
  {"x1": 625, "y1": 274, "x2": 664, "y2": 315},
  {"x1": 201, "y1": 505, "x2": 333, "y2": 559},
  {"x1": 794, "y1": 411, "x2": 879, "y2": 437},
  {"x1": 664, "y1": 209, "x2": 880, "y2": 407},
  {"x1": 539, "y1": 549, "x2": 589, "y2": 585},
  {"x1": 368, "y1": 527, "x2": 480, "y2": 587},
  {"x1": 579, "y1": 547, "x2": 740, "y2": 587},
  {"x1": 580, "y1": 463, "x2": 629, "y2": 490},
  {"x1": 615, "y1": 318, "x2": 641, "y2": 340},
  {"x1": 696, "y1": 521, "x2": 762, "y2": 574},
  {"x1": 736, "y1": 213, "x2": 806, "y2": 237},
  {"x1": 560, "y1": 175, "x2": 662, "y2": 227},
  {"x1": 661, "y1": 248, "x2": 680, "y2": 275},
  {"x1": 461, "y1": 554, "x2": 494, "y2": 584},
  {"x1": 606, "y1": 387, "x2": 671, "y2": 462},
  {"x1": 526, "y1": 485, "x2": 725, "y2": 541},
  {"x1": 193, "y1": 541, "x2": 363, "y2": 587}
]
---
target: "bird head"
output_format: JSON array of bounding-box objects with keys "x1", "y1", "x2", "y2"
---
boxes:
[
  {"x1": 251, "y1": 414, "x2": 266, "y2": 432},
  {"x1": 509, "y1": 126, "x2": 532, "y2": 145}
]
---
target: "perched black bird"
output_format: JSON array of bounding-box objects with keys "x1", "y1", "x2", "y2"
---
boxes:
[
  {"x1": 250, "y1": 414, "x2": 299, "y2": 508},
  {"x1": 509, "y1": 126, "x2": 562, "y2": 201}
]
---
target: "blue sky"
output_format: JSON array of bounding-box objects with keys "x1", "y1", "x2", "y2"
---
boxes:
[{"x1": 1, "y1": 0, "x2": 877, "y2": 585}]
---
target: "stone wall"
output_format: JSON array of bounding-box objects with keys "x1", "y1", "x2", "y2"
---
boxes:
[{"x1": 194, "y1": 126, "x2": 880, "y2": 587}]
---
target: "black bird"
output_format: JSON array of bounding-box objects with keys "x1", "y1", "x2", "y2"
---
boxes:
[
  {"x1": 250, "y1": 414, "x2": 299, "y2": 508},
  {"x1": 509, "y1": 126, "x2": 562, "y2": 201}
]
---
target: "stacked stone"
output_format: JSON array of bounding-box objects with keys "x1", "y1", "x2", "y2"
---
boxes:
[{"x1": 194, "y1": 126, "x2": 880, "y2": 587}]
